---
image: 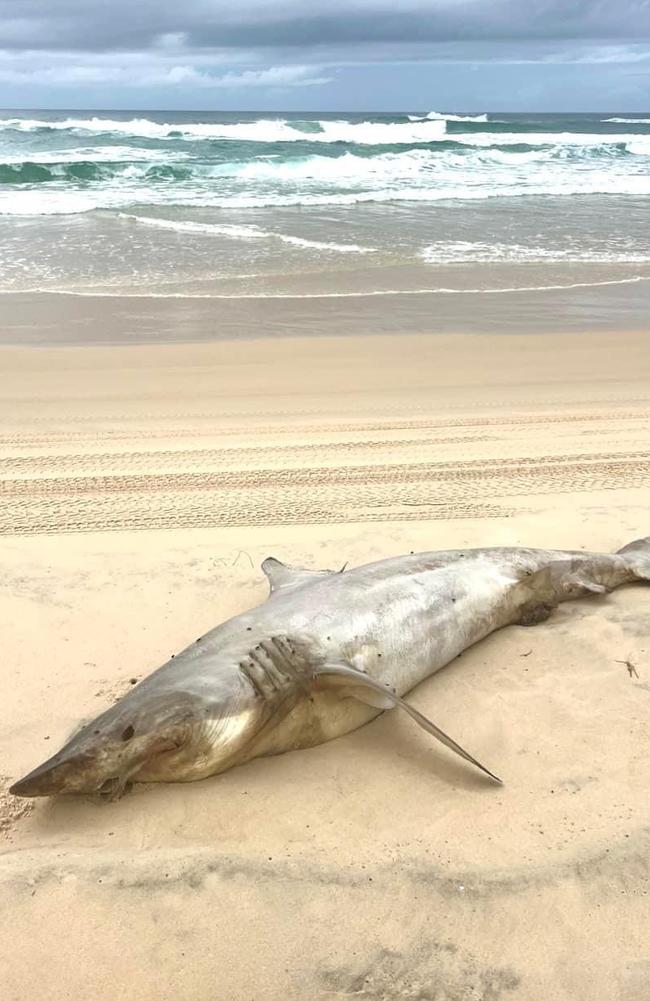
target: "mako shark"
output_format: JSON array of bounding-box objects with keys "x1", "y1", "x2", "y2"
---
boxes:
[{"x1": 10, "y1": 536, "x2": 650, "y2": 800}]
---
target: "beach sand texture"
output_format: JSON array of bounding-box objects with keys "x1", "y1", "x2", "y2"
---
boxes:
[{"x1": 1, "y1": 327, "x2": 650, "y2": 1000}]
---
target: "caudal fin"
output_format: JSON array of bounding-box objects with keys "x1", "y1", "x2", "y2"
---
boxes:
[{"x1": 617, "y1": 536, "x2": 650, "y2": 581}]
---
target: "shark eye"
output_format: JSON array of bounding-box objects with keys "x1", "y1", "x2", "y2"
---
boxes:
[{"x1": 121, "y1": 724, "x2": 135, "y2": 742}]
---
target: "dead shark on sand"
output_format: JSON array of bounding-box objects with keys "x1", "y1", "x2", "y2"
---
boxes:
[{"x1": 10, "y1": 536, "x2": 650, "y2": 800}]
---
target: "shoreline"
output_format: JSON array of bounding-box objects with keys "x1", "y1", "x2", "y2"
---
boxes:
[
  {"x1": 3, "y1": 279, "x2": 650, "y2": 345},
  {"x1": 2, "y1": 272, "x2": 647, "y2": 299}
]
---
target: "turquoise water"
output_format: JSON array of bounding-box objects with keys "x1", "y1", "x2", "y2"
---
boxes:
[{"x1": 1, "y1": 109, "x2": 650, "y2": 295}]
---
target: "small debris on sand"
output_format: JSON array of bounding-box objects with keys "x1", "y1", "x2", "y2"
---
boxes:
[{"x1": 616, "y1": 659, "x2": 640, "y2": 679}]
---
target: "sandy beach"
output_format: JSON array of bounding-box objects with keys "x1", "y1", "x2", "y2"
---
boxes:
[{"x1": 1, "y1": 316, "x2": 650, "y2": 1000}]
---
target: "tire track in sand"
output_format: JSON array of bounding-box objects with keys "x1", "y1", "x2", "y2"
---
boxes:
[{"x1": 1, "y1": 438, "x2": 649, "y2": 534}]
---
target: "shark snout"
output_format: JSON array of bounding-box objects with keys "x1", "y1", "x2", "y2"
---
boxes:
[
  {"x1": 9, "y1": 749, "x2": 95, "y2": 798},
  {"x1": 10, "y1": 718, "x2": 193, "y2": 798}
]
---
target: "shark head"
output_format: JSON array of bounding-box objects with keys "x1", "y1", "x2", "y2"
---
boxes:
[{"x1": 9, "y1": 679, "x2": 264, "y2": 800}]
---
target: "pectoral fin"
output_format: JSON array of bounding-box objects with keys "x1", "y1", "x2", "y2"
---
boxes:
[{"x1": 315, "y1": 662, "x2": 502, "y2": 784}]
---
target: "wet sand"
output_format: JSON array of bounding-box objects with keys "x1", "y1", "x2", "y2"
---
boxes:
[
  {"x1": 1, "y1": 314, "x2": 650, "y2": 1000},
  {"x1": 2, "y1": 276, "x2": 650, "y2": 346}
]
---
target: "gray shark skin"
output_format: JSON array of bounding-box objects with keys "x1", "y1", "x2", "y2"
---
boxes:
[{"x1": 10, "y1": 536, "x2": 650, "y2": 800}]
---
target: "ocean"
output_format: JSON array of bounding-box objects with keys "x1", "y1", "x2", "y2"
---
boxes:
[{"x1": 1, "y1": 109, "x2": 650, "y2": 299}]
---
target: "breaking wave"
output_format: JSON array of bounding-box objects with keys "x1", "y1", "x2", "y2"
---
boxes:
[
  {"x1": 425, "y1": 111, "x2": 489, "y2": 122},
  {"x1": 0, "y1": 115, "x2": 447, "y2": 145},
  {"x1": 3, "y1": 136, "x2": 650, "y2": 216},
  {"x1": 407, "y1": 111, "x2": 489, "y2": 122},
  {"x1": 602, "y1": 117, "x2": 650, "y2": 124}
]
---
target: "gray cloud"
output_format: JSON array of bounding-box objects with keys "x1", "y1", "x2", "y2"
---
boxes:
[
  {"x1": 1, "y1": 0, "x2": 649, "y2": 53},
  {"x1": 2, "y1": 0, "x2": 650, "y2": 107}
]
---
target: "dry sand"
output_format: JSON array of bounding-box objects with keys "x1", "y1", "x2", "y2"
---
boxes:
[{"x1": 1, "y1": 326, "x2": 650, "y2": 1000}]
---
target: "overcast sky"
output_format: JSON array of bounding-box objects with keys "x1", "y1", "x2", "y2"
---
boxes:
[{"x1": 1, "y1": 0, "x2": 650, "y2": 111}]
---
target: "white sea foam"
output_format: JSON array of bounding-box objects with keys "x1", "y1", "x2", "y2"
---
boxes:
[
  {"x1": 235, "y1": 149, "x2": 423, "y2": 182},
  {"x1": 224, "y1": 147, "x2": 555, "y2": 190},
  {"x1": 626, "y1": 139, "x2": 650, "y2": 155},
  {"x1": 0, "y1": 146, "x2": 189, "y2": 165},
  {"x1": 452, "y1": 130, "x2": 641, "y2": 147},
  {"x1": 308, "y1": 119, "x2": 446, "y2": 143},
  {"x1": 272, "y1": 233, "x2": 374, "y2": 253},
  {"x1": 117, "y1": 214, "x2": 268, "y2": 239},
  {"x1": 206, "y1": 175, "x2": 650, "y2": 208},
  {"x1": 425, "y1": 111, "x2": 489, "y2": 122},
  {"x1": 117, "y1": 212, "x2": 376, "y2": 253},
  {"x1": 420, "y1": 241, "x2": 650, "y2": 265},
  {"x1": 603, "y1": 117, "x2": 650, "y2": 124},
  {"x1": 5, "y1": 168, "x2": 650, "y2": 215},
  {"x1": 0, "y1": 190, "x2": 116, "y2": 215},
  {"x1": 8, "y1": 275, "x2": 646, "y2": 300},
  {"x1": 0, "y1": 116, "x2": 172, "y2": 137},
  {"x1": 0, "y1": 115, "x2": 447, "y2": 145}
]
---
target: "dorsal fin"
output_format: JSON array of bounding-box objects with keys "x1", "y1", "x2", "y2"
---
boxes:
[{"x1": 261, "y1": 557, "x2": 336, "y2": 595}]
